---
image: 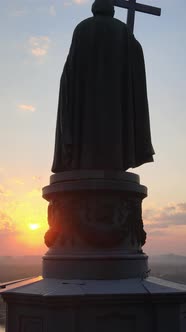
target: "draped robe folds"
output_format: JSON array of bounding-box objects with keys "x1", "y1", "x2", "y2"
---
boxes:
[{"x1": 52, "y1": 14, "x2": 155, "y2": 172}]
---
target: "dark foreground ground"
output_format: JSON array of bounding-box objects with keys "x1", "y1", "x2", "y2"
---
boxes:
[{"x1": 0, "y1": 257, "x2": 186, "y2": 329}]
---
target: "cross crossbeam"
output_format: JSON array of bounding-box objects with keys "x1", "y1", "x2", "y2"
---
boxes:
[{"x1": 114, "y1": 0, "x2": 161, "y2": 33}]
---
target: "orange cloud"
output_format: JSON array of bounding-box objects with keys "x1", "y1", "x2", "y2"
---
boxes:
[
  {"x1": 18, "y1": 104, "x2": 36, "y2": 112},
  {"x1": 0, "y1": 211, "x2": 15, "y2": 233},
  {"x1": 28, "y1": 36, "x2": 50, "y2": 57},
  {"x1": 73, "y1": 0, "x2": 89, "y2": 4}
]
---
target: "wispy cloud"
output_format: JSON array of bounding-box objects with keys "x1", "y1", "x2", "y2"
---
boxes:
[
  {"x1": 9, "y1": 178, "x2": 24, "y2": 185},
  {"x1": 28, "y1": 36, "x2": 51, "y2": 57},
  {"x1": 148, "y1": 230, "x2": 167, "y2": 237},
  {"x1": 73, "y1": 0, "x2": 89, "y2": 4},
  {"x1": 10, "y1": 9, "x2": 28, "y2": 17},
  {"x1": 144, "y1": 202, "x2": 186, "y2": 230},
  {"x1": 0, "y1": 184, "x2": 13, "y2": 198},
  {"x1": 49, "y1": 5, "x2": 56, "y2": 16},
  {"x1": 18, "y1": 104, "x2": 36, "y2": 112},
  {"x1": 0, "y1": 211, "x2": 15, "y2": 233}
]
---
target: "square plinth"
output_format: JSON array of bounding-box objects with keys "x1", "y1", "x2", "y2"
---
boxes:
[{"x1": 2, "y1": 277, "x2": 186, "y2": 332}]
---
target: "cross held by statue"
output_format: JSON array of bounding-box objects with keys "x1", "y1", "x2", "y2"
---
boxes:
[{"x1": 114, "y1": 0, "x2": 161, "y2": 33}]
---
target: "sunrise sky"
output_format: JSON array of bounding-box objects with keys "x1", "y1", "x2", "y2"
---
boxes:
[{"x1": 0, "y1": 0, "x2": 186, "y2": 256}]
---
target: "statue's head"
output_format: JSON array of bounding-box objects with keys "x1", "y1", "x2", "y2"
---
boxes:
[{"x1": 92, "y1": 0, "x2": 115, "y2": 17}]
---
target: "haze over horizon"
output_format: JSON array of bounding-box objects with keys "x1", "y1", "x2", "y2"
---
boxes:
[{"x1": 0, "y1": 0, "x2": 186, "y2": 256}]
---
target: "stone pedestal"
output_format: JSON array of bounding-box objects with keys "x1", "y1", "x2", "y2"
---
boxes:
[
  {"x1": 42, "y1": 171, "x2": 148, "y2": 279},
  {"x1": 2, "y1": 276, "x2": 186, "y2": 332},
  {"x1": 2, "y1": 171, "x2": 186, "y2": 331}
]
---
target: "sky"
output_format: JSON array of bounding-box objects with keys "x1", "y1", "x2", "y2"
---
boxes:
[{"x1": 0, "y1": 0, "x2": 186, "y2": 256}]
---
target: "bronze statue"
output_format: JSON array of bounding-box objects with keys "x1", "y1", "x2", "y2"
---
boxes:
[{"x1": 52, "y1": 0, "x2": 155, "y2": 173}]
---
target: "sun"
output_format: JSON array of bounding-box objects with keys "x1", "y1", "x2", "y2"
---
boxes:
[{"x1": 28, "y1": 223, "x2": 40, "y2": 231}]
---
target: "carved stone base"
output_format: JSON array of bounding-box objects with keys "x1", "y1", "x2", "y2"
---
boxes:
[
  {"x1": 2, "y1": 277, "x2": 186, "y2": 332},
  {"x1": 42, "y1": 171, "x2": 148, "y2": 279}
]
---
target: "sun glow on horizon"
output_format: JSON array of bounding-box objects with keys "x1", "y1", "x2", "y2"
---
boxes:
[
  {"x1": 0, "y1": 175, "x2": 48, "y2": 254},
  {"x1": 28, "y1": 223, "x2": 40, "y2": 231}
]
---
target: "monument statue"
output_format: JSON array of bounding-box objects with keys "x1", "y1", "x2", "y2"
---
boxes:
[
  {"x1": 52, "y1": 0, "x2": 155, "y2": 173},
  {"x1": 6, "y1": 4, "x2": 186, "y2": 332}
]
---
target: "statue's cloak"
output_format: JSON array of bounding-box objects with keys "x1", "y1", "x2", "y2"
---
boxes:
[{"x1": 52, "y1": 15, "x2": 154, "y2": 172}]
